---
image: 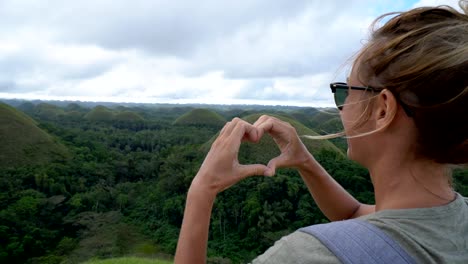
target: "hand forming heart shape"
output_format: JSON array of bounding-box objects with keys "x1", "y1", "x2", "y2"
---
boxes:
[{"x1": 191, "y1": 115, "x2": 313, "y2": 197}]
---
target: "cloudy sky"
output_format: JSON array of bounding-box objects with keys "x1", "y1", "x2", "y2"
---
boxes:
[{"x1": 0, "y1": 0, "x2": 462, "y2": 106}]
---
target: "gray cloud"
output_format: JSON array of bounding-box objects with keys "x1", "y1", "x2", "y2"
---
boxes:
[
  {"x1": 0, "y1": 0, "x2": 427, "y2": 105},
  {"x1": 1, "y1": 1, "x2": 312, "y2": 55},
  {"x1": 0, "y1": 48, "x2": 118, "y2": 94},
  {"x1": 60, "y1": 63, "x2": 115, "y2": 80},
  {"x1": 0, "y1": 81, "x2": 17, "y2": 92}
]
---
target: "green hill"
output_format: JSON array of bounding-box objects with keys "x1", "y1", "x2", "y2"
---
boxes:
[
  {"x1": 0, "y1": 103, "x2": 68, "y2": 167},
  {"x1": 35, "y1": 103, "x2": 65, "y2": 120},
  {"x1": 17, "y1": 102, "x2": 36, "y2": 115},
  {"x1": 114, "y1": 111, "x2": 145, "y2": 123},
  {"x1": 84, "y1": 106, "x2": 114, "y2": 122},
  {"x1": 202, "y1": 113, "x2": 344, "y2": 165},
  {"x1": 173, "y1": 108, "x2": 226, "y2": 127},
  {"x1": 316, "y1": 117, "x2": 344, "y2": 134},
  {"x1": 113, "y1": 111, "x2": 145, "y2": 129},
  {"x1": 66, "y1": 103, "x2": 88, "y2": 113},
  {"x1": 308, "y1": 109, "x2": 340, "y2": 128},
  {"x1": 287, "y1": 108, "x2": 318, "y2": 128}
]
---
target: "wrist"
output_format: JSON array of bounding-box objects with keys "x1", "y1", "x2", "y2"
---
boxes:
[
  {"x1": 188, "y1": 178, "x2": 217, "y2": 204},
  {"x1": 296, "y1": 154, "x2": 323, "y2": 174}
]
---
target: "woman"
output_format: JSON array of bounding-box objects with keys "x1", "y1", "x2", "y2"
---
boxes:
[{"x1": 175, "y1": 2, "x2": 468, "y2": 263}]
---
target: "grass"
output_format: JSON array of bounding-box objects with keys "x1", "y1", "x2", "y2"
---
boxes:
[
  {"x1": 0, "y1": 103, "x2": 68, "y2": 167},
  {"x1": 82, "y1": 256, "x2": 173, "y2": 264}
]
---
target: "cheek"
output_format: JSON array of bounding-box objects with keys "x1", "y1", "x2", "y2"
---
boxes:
[{"x1": 340, "y1": 113, "x2": 359, "y2": 136}]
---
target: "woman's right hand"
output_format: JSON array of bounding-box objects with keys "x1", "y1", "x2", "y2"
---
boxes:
[{"x1": 254, "y1": 115, "x2": 315, "y2": 176}]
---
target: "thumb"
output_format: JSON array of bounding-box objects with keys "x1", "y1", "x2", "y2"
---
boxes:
[
  {"x1": 238, "y1": 164, "x2": 269, "y2": 178},
  {"x1": 265, "y1": 154, "x2": 288, "y2": 176}
]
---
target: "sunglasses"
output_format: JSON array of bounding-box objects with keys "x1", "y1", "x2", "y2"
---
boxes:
[
  {"x1": 330, "y1": 82, "x2": 375, "y2": 110},
  {"x1": 329, "y1": 82, "x2": 413, "y2": 116}
]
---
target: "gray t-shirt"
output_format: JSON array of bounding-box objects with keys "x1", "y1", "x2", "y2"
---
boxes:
[{"x1": 252, "y1": 193, "x2": 468, "y2": 264}]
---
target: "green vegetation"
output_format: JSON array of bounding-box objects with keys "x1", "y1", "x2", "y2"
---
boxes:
[
  {"x1": 114, "y1": 111, "x2": 145, "y2": 123},
  {"x1": 84, "y1": 105, "x2": 115, "y2": 122},
  {"x1": 35, "y1": 103, "x2": 66, "y2": 121},
  {"x1": 0, "y1": 100, "x2": 465, "y2": 264},
  {"x1": 308, "y1": 109, "x2": 340, "y2": 128}
]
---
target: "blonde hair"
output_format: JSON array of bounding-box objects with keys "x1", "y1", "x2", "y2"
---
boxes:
[{"x1": 307, "y1": 1, "x2": 468, "y2": 165}]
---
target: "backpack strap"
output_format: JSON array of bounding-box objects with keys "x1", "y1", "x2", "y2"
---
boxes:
[{"x1": 299, "y1": 219, "x2": 415, "y2": 264}]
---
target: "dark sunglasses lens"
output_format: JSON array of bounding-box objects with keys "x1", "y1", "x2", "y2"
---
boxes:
[{"x1": 334, "y1": 88, "x2": 347, "y2": 110}]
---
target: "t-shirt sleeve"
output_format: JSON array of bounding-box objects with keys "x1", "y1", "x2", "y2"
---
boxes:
[{"x1": 250, "y1": 230, "x2": 341, "y2": 264}]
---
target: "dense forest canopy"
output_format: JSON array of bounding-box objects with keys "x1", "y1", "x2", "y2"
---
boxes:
[{"x1": 0, "y1": 99, "x2": 466, "y2": 264}]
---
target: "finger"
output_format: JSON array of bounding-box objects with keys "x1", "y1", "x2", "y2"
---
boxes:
[
  {"x1": 253, "y1": 116, "x2": 273, "y2": 140},
  {"x1": 253, "y1": 115, "x2": 282, "y2": 128},
  {"x1": 265, "y1": 154, "x2": 289, "y2": 176},
  {"x1": 240, "y1": 122, "x2": 260, "y2": 143},
  {"x1": 229, "y1": 119, "x2": 259, "y2": 143},
  {"x1": 254, "y1": 115, "x2": 284, "y2": 133},
  {"x1": 242, "y1": 126, "x2": 261, "y2": 143},
  {"x1": 256, "y1": 117, "x2": 296, "y2": 140},
  {"x1": 252, "y1": 115, "x2": 274, "y2": 138},
  {"x1": 238, "y1": 164, "x2": 269, "y2": 178},
  {"x1": 252, "y1": 114, "x2": 271, "y2": 126},
  {"x1": 221, "y1": 118, "x2": 241, "y2": 136},
  {"x1": 212, "y1": 122, "x2": 231, "y2": 149},
  {"x1": 216, "y1": 118, "x2": 245, "y2": 145}
]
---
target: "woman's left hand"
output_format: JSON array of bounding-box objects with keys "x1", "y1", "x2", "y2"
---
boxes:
[{"x1": 190, "y1": 118, "x2": 269, "y2": 197}]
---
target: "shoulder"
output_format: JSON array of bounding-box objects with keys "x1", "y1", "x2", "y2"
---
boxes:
[
  {"x1": 251, "y1": 230, "x2": 340, "y2": 264},
  {"x1": 358, "y1": 193, "x2": 468, "y2": 263}
]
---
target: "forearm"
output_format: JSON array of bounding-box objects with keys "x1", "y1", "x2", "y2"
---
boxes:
[
  {"x1": 175, "y1": 118, "x2": 270, "y2": 263},
  {"x1": 297, "y1": 155, "x2": 374, "y2": 221},
  {"x1": 175, "y1": 186, "x2": 215, "y2": 264}
]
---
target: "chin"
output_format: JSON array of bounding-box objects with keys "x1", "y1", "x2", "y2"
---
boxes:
[
  {"x1": 346, "y1": 148, "x2": 355, "y2": 161},
  {"x1": 346, "y1": 147, "x2": 365, "y2": 167}
]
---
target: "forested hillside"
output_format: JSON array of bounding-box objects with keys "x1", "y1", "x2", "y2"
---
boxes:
[{"x1": 0, "y1": 100, "x2": 466, "y2": 264}]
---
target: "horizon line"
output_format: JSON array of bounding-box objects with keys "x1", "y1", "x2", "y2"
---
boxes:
[{"x1": 0, "y1": 95, "x2": 335, "y2": 108}]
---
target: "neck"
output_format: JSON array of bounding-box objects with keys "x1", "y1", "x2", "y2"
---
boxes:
[{"x1": 369, "y1": 158, "x2": 455, "y2": 212}]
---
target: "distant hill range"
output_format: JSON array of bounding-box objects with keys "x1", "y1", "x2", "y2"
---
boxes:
[
  {"x1": 15, "y1": 102, "x2": 146, "y2": 124},
  {"x1": 84, "y1": 105, "x2": 146, "y2": 127},
  {"x1": 1, "y1": 98, "x2": 329, "y2": 113},
  {"x1": 0, "y1": 103, "x2": 68, "y2": 167}
]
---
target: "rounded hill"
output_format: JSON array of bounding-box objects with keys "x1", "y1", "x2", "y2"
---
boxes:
[
  {"x1": 0, "y1": 103, "x2": 68, "y2": 167},
  {"x1": 35, "y1": 103, "x2": 65, "y2": 120},
  {"x1": 66, "y1": 103, "x2": 87, "y2": 112},
  {"x1": 173, "y1": 108, "x2": 226, "y2": 128},
  {"x1": 17, "y1": 102, "x2": 36, "y2": 115},
  {"x1": 84, "y1": 105, "x2": 114, "y2": 122}
]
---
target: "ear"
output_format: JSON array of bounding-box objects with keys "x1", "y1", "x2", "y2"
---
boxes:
[{"x1": 373, "y1": 89, "x2": 398, "y2": 130}]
